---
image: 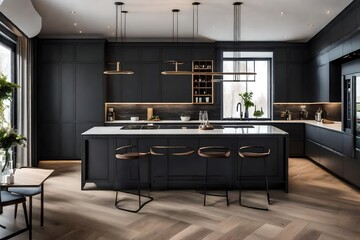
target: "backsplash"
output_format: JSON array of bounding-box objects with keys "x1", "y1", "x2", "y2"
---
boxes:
[
  {"x1": 106, "y1": 103, "x2": 221, "y2": 121},
  {"x1": 273, "y1": 103, "x2": 341, "y2": 121},
  {"x1": 106, "y1": 102, "x2": 341, "y2": 122}
]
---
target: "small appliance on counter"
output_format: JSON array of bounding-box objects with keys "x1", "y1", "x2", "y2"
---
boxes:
[
  {"x1": 107, "y1": 108, "x2": 115, "y2": 121},
  {"x1": 315, "y1": 108, "x2": 323, "y2": 122}
]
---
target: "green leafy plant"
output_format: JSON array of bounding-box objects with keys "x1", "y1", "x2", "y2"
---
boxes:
[
  {"x1": 0, "y1": 73, "x2": 25, "y2": 173},
  {"x1": 253, "y1": 106, "x2": 264, "y2": 118},
  {"x1": 0, "y1": 127, "x2": 26, "y2": 172},
  {"x1": 0, "y1": 74, "x2": 19, "y2": 124},
  {"x1": 239, "y1": 91, "x2": 254, "y2": 109}
]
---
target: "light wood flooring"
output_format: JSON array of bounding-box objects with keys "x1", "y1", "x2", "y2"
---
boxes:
[{"x1": 1, "y1": 158, "x2": 360, "y2": 240}]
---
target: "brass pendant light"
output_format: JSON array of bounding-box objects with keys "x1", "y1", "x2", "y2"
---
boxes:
[
  {"x1": 161, "y1": 9, "x2": 194, "y2": 75},
  {"x1": 161, "y1": 2, "x2": 256, "y2": 78},
  {"x1": 104, "y1": 2, "x2": 134, "y2": 75}
]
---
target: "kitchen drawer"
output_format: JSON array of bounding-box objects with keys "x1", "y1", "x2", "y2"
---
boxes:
[
  {"x1": 305, "y1": 139, "x2": 321, "y2": 163},
  {"x1": 305, "y1": 124, "x2": 320, "y2": 142},
  {"x1": 319, "y1": 128, "x2": 343, "y2": 153}
]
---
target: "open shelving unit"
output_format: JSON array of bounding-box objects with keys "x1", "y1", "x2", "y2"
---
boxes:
[{"x1": 192, "y1": 60, "x2": 214, "y2": 104}]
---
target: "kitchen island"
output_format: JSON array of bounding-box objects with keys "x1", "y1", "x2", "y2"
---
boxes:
[{"x1": 81, "y1": 125, "x2": 289, "y2": 192}]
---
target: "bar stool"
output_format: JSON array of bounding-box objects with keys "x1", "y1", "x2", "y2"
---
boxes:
[
  {"x1": 150, "y1": 146, "x2": 195, "y2": 188},
  {"x1": 114, "y1": 145, "x2": 153, "y2": 213},
  {"x1": 198, "y1": 146, "x2": 231, "y2": 206},
  {"x1": 238, "y1": 146, "x2": 271, "y2": 210}
]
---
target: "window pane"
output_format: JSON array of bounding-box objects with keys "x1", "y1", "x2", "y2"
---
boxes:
[
  {"x1": 0, "y1": 42, "x2": 13, "y2": 126},
  {"x1": 222, "y1": 55, "x2": 270, "y2": 119}
]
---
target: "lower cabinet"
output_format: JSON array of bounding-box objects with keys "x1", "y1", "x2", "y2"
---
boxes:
[
  {"x1": 343, "y1": 152, "x2": 360, "y2": 188},
  {"x1": 81, "y1": 137, "x2": 113, "y2": 189},
  {"x1": 305, "y1": 139, "x2": 343, "y2": 177},
  {"x1": 81, "y1": 134, "x2": 288, "y2": 191}
]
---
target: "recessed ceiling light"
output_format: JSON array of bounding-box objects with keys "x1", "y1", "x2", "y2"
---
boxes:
[
  {"x1": 112, "y1": 32, "x2": 115, "y2": 36},
  {"x1": 107, "y1": 26, "x2": 111, "y2": 29},
  {"x1": 70, "y1": 11, "x2": 76, "y2": 14},
  {"x1": 212, "y1": 26, "x2": 216, "y2": 29},
  {"x1": 74, "y1": 22, "x2": 77, "y2": 26},
  {"x1": 326, "y1": 10, "x2": 332, "y2": 14},
  {"x1": 284, "y1": 35, "x2": 287, "y2": 39},
  {"x1": 308, "y1": 24, "x2": 314, "y2": 28},
  {"x1": 280, "y1": 11, "x2": 285, "y2": 15},
  {"x1": 79, "y1": 30, "x2": 82, "y2": 34}
]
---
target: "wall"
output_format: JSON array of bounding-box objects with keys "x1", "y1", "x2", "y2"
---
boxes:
[{"x1": 273, "y1": 103, "x2": 341, "y2": 121}]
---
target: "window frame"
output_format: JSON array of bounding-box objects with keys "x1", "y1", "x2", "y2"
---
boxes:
[
  {"x1": 0, "y1": 27, "x2": 17, "y2": 128},
  {"x1": 220, "y1": 53, "x2": 273, "y2": 120}
]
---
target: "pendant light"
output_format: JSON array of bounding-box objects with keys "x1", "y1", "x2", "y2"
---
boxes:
[
  {"x1": 214, "y1": 2, "x2": 256, "y2": 82},
  {"x1": 104, "y1": 2, "x2": 134, "y2": 75},
  {"x1": 161, "y1": 9, "x2": 195, "y2": 75}
]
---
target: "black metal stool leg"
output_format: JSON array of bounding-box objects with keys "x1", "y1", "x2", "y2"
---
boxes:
[
  {"x1": 264, "y1": 157, "x2": 271, "y2": 205},
  {"x1": 239, "y1": 156, "x2": 243, "y2": 206},
  {"x1": 204, "y1": 158, "x2": 208, "y2": 206}
]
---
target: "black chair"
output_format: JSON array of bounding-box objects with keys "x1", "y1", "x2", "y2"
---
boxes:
[
  {"x1": 238, "y1": 146, "x2": 271, "y2": 210},
  {"x1": 198, "y1": 146, "x2": 231, "y2": 206},
  {"x1": 8, "y1": 185, "x2": 43, "y2": 226},
  {"x1": 114, "y1": 145, "x2": 153, "y2": 213},
  {"x1": 150, "y1": 145, "x2": 195, "y2": 188},
  {"x1": 0, "y1": 190, "x2": 29, "y2": 239}
]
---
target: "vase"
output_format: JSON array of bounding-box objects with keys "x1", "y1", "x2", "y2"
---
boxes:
[
  {"x1": 244, "y1": 108, "x2": 249, "y2": 118},
  {"x1": 0, "y1": 148, "x2": 13, "y2": 183}
]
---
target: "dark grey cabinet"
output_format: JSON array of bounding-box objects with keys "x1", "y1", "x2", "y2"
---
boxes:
[
  {"x1": 82, "y1": 133, "x2": 288, "y2": 191},
  {"x1": 37, "y1": 39, "x2": 105, "y2": 160},
  {"x1": 272, "y1": 123, "x2": 304, "y2": 157},
  {"x1": 343, "y1": 153, "x2": 360, "y2": 188},
  {"x1": 273, "y1": 47, "x2": 306, "y2": 103},
  {"x1": 105, "y1": 43, "x2": 213, "y2": 103},
  {"x1": 82, "y1": 137, "x2": 113, "y2": 189},
  {"x1": 305, "y1": 124, "x2": 346, "y2": 179}
]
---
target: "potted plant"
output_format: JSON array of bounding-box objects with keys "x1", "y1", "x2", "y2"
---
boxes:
[
  {"x1": 253, "y1": 105, "x2": 264, "y2": 118},
  {"x1": 239, "y1": 91, "x2": 254, "y2": 118},
  {"x1": 0, "y1": 73, "x2": 25, "y2": 175},
  {"x1": 0, "y1": 127, "x2": 26, "y2": 173}
]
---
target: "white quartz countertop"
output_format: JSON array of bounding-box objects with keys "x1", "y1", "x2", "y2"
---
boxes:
[
  {"x1": 82, "y1": 125, "x2": 288, "y2": 136},
  {"x1": 104, "y1": 120, "x2": 342, "y2": 132}
]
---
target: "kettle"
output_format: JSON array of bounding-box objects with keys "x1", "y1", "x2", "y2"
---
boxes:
[{"x1": 315, "y1": 108, "x2": 322, "y2": 122}]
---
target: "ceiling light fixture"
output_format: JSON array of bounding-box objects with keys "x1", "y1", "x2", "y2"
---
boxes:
[
  {"x1": 104, "y1": 2, "x2": 134, "y2": 75},
  {"x1": 214, "y1": 2, "x2": 256, "y2": 82},
  {"x1": 161, "y1": 9, "x2": 193, "y2": 75}
]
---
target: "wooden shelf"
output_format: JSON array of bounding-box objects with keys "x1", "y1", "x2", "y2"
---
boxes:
[{"x1": 192, "y1": 60, "x2": 214, "y2": 104}]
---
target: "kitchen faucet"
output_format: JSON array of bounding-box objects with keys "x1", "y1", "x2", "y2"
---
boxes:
[{"x1": 236, "y1": 102, "x2": 243, "y2": 120}]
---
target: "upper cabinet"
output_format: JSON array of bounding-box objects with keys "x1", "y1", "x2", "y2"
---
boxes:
[
  {"x1": 105, "y1": 43, "x2": 214, "y2": 103},
  {"x1": 273, "y1": 47, "x2": 306, "y2": 103}
]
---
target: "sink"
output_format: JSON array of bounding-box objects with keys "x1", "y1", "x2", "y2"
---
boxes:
[
  {"x1": 120, "y1": 125, "x2": 160, "y2": 130},
  {"x1": 160, "y1": 125, "x2": 224, "y2": 129},
  {"x1": 222, "y1": 125, "x2": 254, "y2": 128}
]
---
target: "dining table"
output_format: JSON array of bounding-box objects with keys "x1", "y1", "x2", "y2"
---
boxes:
[{"x1": 1, "y1": 168, "x2": 54, "y2": 240}]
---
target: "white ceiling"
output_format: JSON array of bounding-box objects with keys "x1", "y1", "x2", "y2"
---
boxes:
[{"x1": 32, "y1": 0, "x2": 353, "y2": 42}]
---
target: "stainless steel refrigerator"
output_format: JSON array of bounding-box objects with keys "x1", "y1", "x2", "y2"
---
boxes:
[{"x1": 343, "y1": 73, "x2": 360, "y2": 156}]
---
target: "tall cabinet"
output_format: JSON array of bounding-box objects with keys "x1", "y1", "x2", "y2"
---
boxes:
[
  {"x1": 192, "y1": 60, "x2": 214, "y2": 104},
  {"x1": 36, "y1": 39, "x2": 105, "y2": 160}
]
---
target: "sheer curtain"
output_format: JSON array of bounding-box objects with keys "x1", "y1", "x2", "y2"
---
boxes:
[{"x1": 16, "y1": 36, "x2": 33, "y2": 167}]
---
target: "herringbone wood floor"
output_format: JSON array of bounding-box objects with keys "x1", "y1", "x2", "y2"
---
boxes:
[{"x1": 1, "y1": 158, "x2": 359, "y2": 240}]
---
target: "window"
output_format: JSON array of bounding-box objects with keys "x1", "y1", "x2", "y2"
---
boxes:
[
  {"x1": 0, "y1": 39, "x2": 15, "y2": 126},
  {"x1": 222, "y1": 52, "x2": 272, "y2": 119}
]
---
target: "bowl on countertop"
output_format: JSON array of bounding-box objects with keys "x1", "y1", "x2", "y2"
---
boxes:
[
  {"x1": 130, "y1": 117, "x2": 139, "y2": 121},
  {"x1": 180, "y1": 116, "x2": 191, "y2": 121}
]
